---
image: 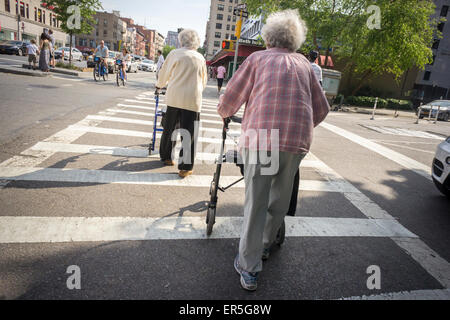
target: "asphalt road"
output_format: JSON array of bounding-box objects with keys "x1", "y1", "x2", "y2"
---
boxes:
[{"x1": 0, "y1": 70, "x2": 449, "y2": 300}]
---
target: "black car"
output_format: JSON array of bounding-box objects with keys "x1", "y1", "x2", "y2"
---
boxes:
[{"x1": 0, "y1": 40, "x2": 29, "y2": 56}]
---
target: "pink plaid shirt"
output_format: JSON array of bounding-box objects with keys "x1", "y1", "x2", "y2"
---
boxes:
[{"x1": 217, "y1": 48, "x2": 330, "y2": 154}]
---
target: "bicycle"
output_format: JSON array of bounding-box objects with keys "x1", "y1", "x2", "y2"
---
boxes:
[
  {"x1": 93, "y1": 56, "x2": 108, "y2": 82},
  {"x1": 115, "y1": 59, "x2": 126, "y2": 87}
]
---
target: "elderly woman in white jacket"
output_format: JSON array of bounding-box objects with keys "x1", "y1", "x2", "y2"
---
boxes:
[{"x1": 156, "y1": 29, "x2": 208, "y2": 178}]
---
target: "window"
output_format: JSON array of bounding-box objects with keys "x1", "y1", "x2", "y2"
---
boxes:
[
  {"x1": 233, "y1": 16, "x2": 236, "y2": 22},
  {"x1": 37, "y1": 9, "x2": 42, "y2": 23},
  {"x1": 26, "y1": 3, "x2": 29, "y2": 18},
  {"x1": 5, "y1": 0, "x2": 10, "y2": 12},
  {"x1": 226, "y1": 24, "x2": 230, "y2": 30},
  {"x1": 34, "y1": 7, "x2": 36, "y2": 21},
  {"x1": 104, "y1": 29, "x2": 108, "y2": 36},
  {"x1": 43, "y1": 10, "x2": 45, "y2": 24},
  {"x1": 217, "y1": 14, "x2": 223, "y2": 20},
  {"x1": 437, "y1": 22, "x2": 445, "y2": 32},
  {"x1": 227, "y1": 15, "x2": 231, "y2": 22},
  {"x1": 232, "y1": 25, "x2": 235, "y2": 31},
  {"x1": 215, "y1": 32, "x2": 221, "y2": 38},
  {"x1": 19, "y1": 1, "x2": 25, "y2": 17},
  {"x1": 214, "y1": 41, "x2": 220, "y2": 47},
  {"x1": 218, "y1": 4, "x2": 224, "y2": 11},
  {"x1": 226, "y1": 33, "x2": 229, "y2": 39},
  {"x1": 104, "y1": 19, "x2": 108, "y2": 26},
  {"x1": 216, "y1": 23, "x2": 222, "y2": 29},
  {"x1": 423, "y1": 71, "x2": 431, "y2": 81},
  {"x1": 432, "y1": 39, "x2": 440, "y2": 49},
  {"x1": 441, "y1": 5, "x2": 449, "y2": 17},
  {"x1": 228, "y1": 6, "x2": 232, "y2": 12}
]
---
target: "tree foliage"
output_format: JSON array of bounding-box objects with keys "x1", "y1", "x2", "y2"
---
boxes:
[
  {"x1": 244, "y1": 0, "x2": 442, "y2": 95},
  {"x1": 163, "y1": 45, "x2": 176, "y2": 58},
  {"x1": 42, "y1": 0, "x2": 103, "y2": 62}
]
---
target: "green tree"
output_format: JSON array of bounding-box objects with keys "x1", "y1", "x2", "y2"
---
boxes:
[
  {"x1": 43, "y1": 0, "x2": 103, "y2": 64},
  {"x1": 244, "y1": 0, "x2": 442, "y2": 95},
  {"x1": 197, "y1": 47, "x2": 206, "y2": 56},
  {"x1": 162, "y1": 45, "x2": 176, "y2": 58}
]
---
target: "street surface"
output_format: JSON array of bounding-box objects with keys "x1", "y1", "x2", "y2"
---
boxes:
[{"x1": 0, "y1": 65, "x2": 449, "y2": 300}]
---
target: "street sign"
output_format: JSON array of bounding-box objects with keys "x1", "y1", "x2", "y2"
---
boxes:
[
  {"x1": 235, "y1": 3, "x2": 247, "y2": 10},
  {"x1": 233, "y1": 8, "x2": 249, "y2": 18},
  {"x1": 238, "y1": 38, "x2": 261, "y2": 46}
]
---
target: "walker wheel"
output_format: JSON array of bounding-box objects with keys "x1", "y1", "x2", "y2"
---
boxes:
[{"x1": 206, "y1": 207, "x2": 216, "y2": 236}]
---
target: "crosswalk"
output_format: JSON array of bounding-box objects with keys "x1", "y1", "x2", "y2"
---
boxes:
[
  {"x1": 360, "y1": 124, "x2": 444, "y2": 139},
  {"x1": 1, "y1": 90, "x2": 449, "y2": 297}
]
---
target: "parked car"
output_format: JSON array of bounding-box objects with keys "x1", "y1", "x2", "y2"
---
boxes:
[
  {"x1": 419, "y1": 100, "x2": 450, "y2": 121},
  {"x1": 127, "y1": 58, "x2": 139, "y2": 73},
  {"x1": 87, "y1": 55, "x2": 95, "y2": 68},
  {"x1": 432, "y1": 137, "x2": 450, "y2": 198},
  {"x1": 54, "y1": 47, "x2": 83, "y2": 62},
  {"x1": 139, "y1": 59, "x2": 156, "y2": 72},
  {"x1": 0, "y1": 40, "x2": 29, "y2": 56}
]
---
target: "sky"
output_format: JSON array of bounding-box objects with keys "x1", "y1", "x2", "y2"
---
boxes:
[{"x1": 102, "y1": 0, "x2": 211, "y2": 44}]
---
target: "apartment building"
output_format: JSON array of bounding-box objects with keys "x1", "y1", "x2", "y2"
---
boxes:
[
  {"x1": 0, "y1": 0, "x2": 67, "y2": 46},
  {"x1": 75, "y1": 11, "x2": 127, "y2": 52},
  {"x1": 204, "y1": 0, "x2": 245, "y2": 61},
  {"x1": 165, "y1": 31, "x2": 178, "y2": 48}
]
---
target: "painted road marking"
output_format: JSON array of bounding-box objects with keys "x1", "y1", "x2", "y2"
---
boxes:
[
  {"x1": 0, "y1": 166, "x2": 353, "y2": 192},
  {"x1": 0, "y1": 216, "x2": 416, "y2": 244},
  {"x1": 320, "y1": 122, "x2": 432, "y2": 181},
  {"x1": 361, "y1": 125, "x2": 444, "y2": 140}
]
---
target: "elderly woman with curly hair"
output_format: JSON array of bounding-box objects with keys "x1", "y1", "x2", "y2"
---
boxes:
[
  {"x1": 156, "y1": 29, "x2": 208, "y2": 178},
  {"x1": 217, "y1": 10, "x2": 330, "y2": 291}
]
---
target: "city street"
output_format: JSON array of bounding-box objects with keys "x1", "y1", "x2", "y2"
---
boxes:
[{"x1": 0, "y1": 70, "x2": 449, "y2": 300}]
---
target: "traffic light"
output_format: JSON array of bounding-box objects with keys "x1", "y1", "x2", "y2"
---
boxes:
[{"x1": 222, "y1": 40, "x2": 234, "y2": 51}]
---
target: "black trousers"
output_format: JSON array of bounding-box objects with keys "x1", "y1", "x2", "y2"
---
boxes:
[
  {"x1": 159, "y1": 106, "x2": 199, "y2": 171},
  {"x1": 286, "y1": 169, "x2": 300, "y2": 216}
]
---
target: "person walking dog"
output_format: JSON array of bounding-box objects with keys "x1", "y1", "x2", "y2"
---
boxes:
[
  {"x1": 217, "y1": 9, "x2": 330, "y2": 291},
  {"x1": 156, "y1": 29, "x2": 208, "y2": 178}
]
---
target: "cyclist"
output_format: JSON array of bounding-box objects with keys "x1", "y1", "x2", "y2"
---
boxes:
[
  {"x1": 93, "y1": 40, "x2": 109, "y2": 74},
  {"x1": 118, "y1": 47, "x2": 131, "y2": 81}
]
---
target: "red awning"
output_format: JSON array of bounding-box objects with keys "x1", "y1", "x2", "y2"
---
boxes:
[{"x1": 210, "y1": 52, "x2": 235, "y2": 66}]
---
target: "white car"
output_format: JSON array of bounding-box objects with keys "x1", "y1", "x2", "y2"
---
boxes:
[
  {"x1": 432, "y1": 137, "x2": 450, "y2": 198},
  {"x1": 419, "y1": 100, "x2": 450, "y2": 122},
  {"x1": 55, "y1": 47, "x2": 83, "y2": 62},
  {"x1": 139, "y1": 59, "x2": 156, "y2": 72},
  {"x1": 127, "y1": 58, "x2": 139, "y2": 73}
]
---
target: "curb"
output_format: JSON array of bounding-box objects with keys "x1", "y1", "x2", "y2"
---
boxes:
[
  {"x1": 0, "y1": 66, "x2": 47, "y2": 77},
  {"x1": 340, "y1": 107, "x2": 416, "y2": 119},
  {"x1": 21, "y1": 64, "x2": 80, "y2": 77}
]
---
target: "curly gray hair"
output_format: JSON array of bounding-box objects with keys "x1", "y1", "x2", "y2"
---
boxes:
[
  {"x1": 261, "y1": 9, "x2": 308, "y2": 52},
  {"x1": 178, "y1": 29, "x2": 201, "y2": 50}
]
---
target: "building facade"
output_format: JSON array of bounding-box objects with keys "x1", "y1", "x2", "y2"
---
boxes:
[
  {"x1": 75, "y1": 11, "x2": 127, "y2": 53},
  {"x1": 412, "y1": 0, "x2": 450, "y2": 102},
  {"x1": 0, "y1": 0, "x2": 67, "y2": 47},
  {"x1": 165, "y1": 30, "x2": 178, "y2": 48},
  {"x1": 204, "y1": 0, "x2": 246, "y2": 61},
  {"x1": 240, "y1": 15, "x2": 263, "y2": 40}
]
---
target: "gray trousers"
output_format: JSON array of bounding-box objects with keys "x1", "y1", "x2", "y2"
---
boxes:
[{"x1": 239, "y1": 148, "x2": 306, "y2": 273}]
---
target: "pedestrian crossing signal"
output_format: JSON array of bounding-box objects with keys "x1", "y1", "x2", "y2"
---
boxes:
[{"x1": 222, "y1": 40, "x2": 233, "y2": 51}]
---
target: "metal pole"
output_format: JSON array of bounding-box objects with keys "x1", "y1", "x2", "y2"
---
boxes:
[
  {"x1": 415, "y1": 103, "x2": 422, "y2": 124},
  {"x1": 232, "y1": 40, "x2": 239, "y2": 76},
  {"x1": 434, "y1": 106, "x2": 441, "y2": 124},
  {"x1": 370, "y1": 97, "x2": 378, "y2": 120}
]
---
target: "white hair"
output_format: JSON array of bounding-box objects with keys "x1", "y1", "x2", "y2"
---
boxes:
[
  {"x1": 178, "y1": 29, "x2": 201, "y2": 50},
  {"x1": 261, "y1": 9, "x2": 308, "y2": 52}
]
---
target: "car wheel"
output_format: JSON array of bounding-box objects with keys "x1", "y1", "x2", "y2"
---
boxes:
[
  {"x1": 443, "y1": 113, "x2": 449, "y2": 122},
  {"x1": 433, "y1": 177, "x2": 450, "y2": 198}
]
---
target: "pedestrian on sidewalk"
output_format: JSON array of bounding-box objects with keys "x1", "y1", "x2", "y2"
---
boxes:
[
  {"x1": 156, "y1": 50, "x2": 165, "y2": 81},
  {"x1": 217, "y1": 9, "x2": 329, "y2": 291},
  {"x1": 39, "y1": 31, "x2": 51, "y2": 73},
  {"x1": 309, "y1": 50, "x2": 323, "y2": 87},
  {"x1": 27, "y1": 39, "x2": 39, "y2": 70},
  {"x1": 217, "y1": 65, "x2": 226, "y2": 95},
  {"x1": 48, "y1": 29, "x2": 56, "y2": 68},
  {"x1": 156, "y1": 29, "x2": 208, "y2": 179}
]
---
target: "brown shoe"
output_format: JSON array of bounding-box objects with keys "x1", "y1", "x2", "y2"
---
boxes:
[
  {"x1": 178, "y1": 170, "x2": 193, "y2": 178},
  {"x1": 163, "y1": 160, "x2": 175, "y2": 166}
]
